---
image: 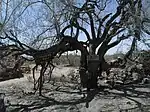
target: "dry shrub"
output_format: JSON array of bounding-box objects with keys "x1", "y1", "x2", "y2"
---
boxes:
[
  {"x1": 139, "y1": 50, "x2": 150, "y2": 77},
  {"x1": 0, "y1": 49, "x2": 24, "y2": 81},
  {"x1": 67, "y1": 69, "x2": 80, "y2": 83},
  {"x1": 53, "y1": 54, "x2": 80, "y2": 67}
]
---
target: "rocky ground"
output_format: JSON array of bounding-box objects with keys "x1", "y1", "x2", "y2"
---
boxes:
[{"x1": 0, "y1": 65, "x2": 150, "y2": 112}]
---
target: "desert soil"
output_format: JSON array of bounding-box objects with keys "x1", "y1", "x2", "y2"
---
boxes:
[{"x1": 0, "y1": 65, "x2": 150, "y2": 112}]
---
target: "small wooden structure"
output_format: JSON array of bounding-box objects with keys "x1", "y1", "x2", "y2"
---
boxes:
[{"x1": 87, "y1": 55, "x2": 100, "y2": 72}]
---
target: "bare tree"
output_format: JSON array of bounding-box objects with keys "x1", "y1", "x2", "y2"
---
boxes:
[{"x1": 56, "y1": 0, "x2": 150, "y2": 88}]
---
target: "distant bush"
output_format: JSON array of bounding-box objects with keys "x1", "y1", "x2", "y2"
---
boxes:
[
  {"x1": 104, "y1": 53, "x2": 124, "y2": 61},
  {"x1": 53, "y1": 54, "x2": 80, "y2": 67},
  {"x1": 0, "y1": 49, "x2": 24, "y2": 81},
  {"x1": 53, "y1": 53, "x2": 125, "y2": 67}
]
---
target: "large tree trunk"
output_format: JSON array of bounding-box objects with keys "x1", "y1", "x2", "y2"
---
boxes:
[
  {"x1": 87, "y1": 72, "x2": 98, "y2": 89},
  {"x1": 86, "y1": 44, "x2": 99, "y2": 89}
]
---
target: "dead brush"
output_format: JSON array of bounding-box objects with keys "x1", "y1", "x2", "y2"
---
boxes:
[
  {"x1": 67, "y1": 69, "x2": 80, "y2": 83},
  {"x1": 26, "y1": 75, "x2": 33, "y2": 83}
]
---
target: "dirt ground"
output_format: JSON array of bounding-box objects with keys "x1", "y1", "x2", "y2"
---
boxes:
[{"x1": 0, "y1": 65, "x2": 150, "y2": 112}]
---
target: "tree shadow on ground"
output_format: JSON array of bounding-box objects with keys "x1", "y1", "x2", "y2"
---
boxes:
[
  {"x1": 7, "y1": 87, "x2": 88, "y2": 112},
  {"x1": 107, "y1": 84, "x2": 150, "y2": 111},
  {"x1": 7, "y1": 84, "x2": 103, "y2": 111},
  {"x1": 7, "y1": 83, "x2": 150, "y2": 112},
  {"x1": 8, "y1": 95, "x2": 87, "y2": 112},
  {"x1": 111, "y1": 84, "x2": 150, "y2": 98}
]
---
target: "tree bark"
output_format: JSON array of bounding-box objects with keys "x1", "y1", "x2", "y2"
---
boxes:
[{"x1": 86, "y1": 43, "x2": 99, "y2": 89}]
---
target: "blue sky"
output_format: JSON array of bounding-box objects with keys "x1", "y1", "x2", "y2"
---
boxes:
[
  {"x1": 76, "y1": 0, "x2": 127, "y2": 55},
  {"x1": 0, "y1": 0, "x2": 149, "y2": 54}
]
